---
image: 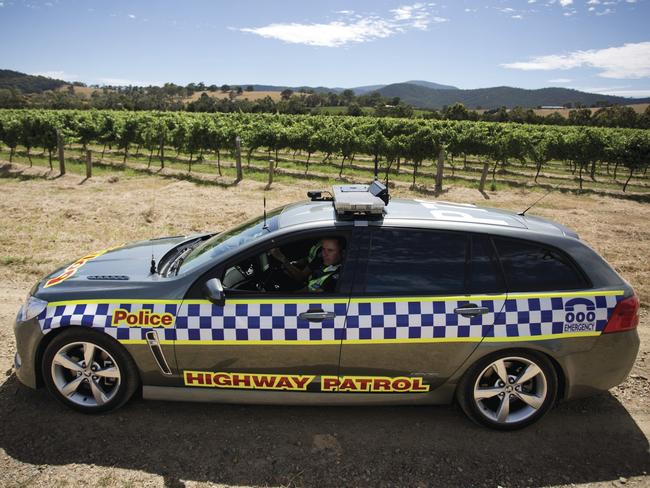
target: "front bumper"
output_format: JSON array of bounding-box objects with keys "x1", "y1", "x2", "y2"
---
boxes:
[{"x1": 13, "y1": 313, "x2": 45, "y2": 389}]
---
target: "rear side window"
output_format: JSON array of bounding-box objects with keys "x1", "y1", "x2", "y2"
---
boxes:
[
  {"x1": 365, "y1": 228, "x2": 468, "y2": 295},
  {"x1": 494, "y1": 237, "x2": 586, "y2": 292}
]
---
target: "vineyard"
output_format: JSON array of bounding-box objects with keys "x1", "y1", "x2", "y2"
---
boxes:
[{"x1": 0, "y1": 109, "x2": 648, "y2": 196}]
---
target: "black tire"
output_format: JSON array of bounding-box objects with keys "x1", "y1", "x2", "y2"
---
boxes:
[
  {"x1": 42, "y1": 327, "x2": 140, "y2": 414},
  {"x1": 457, "y1": 349, "x2": 558, "y2": 430}
]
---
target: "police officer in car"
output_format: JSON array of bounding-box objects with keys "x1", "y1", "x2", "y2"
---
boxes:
[{"x1": 270, "y1": 238, "x2": 344, "y2": 293}]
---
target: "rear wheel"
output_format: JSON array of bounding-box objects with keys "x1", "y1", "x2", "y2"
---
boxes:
[
  {"x1": 42, "y1": 328, "x2": 139, "y2": 413},
  {"x1": 458, "y1": 350, "x2": 558, "y2": 430}
]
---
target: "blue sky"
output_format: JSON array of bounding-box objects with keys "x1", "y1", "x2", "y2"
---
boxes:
[{"x1": 1, "y1": 0, "x2": 649, "y2": 97}]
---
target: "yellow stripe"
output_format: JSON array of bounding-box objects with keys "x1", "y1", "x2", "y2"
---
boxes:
[
  {"x1": 48, "y1": 299, "x2": 183, "y2": 307},
  {"x1": 118, "y1": 333, "x2": 600, "y2": 347},
  {"x1": 48, "y1": 289, "x2": 623, "y2": 309},
  {"x1": 483, "y1": 332, "x2": 601, "y2": 342}
]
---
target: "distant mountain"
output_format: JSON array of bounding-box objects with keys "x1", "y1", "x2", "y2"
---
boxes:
[
  {"x1": 352, "y1": 80, "x2": 458, "y2": 95},
  {"x1": 2, "y1": 69, "x2": 648, "y2": 109},
  {"x1": 376, "y1": 83, "x2": 650, "y2": 109},
  {"x1": 404, "y1": 80, "x2": 458, "y2": 90},
  {"x1": 0, "y1": 69, "x2": 68, "y2": 93}
]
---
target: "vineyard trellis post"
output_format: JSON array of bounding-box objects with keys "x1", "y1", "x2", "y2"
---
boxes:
[
  {"x1": 235, "y1": 135, "x2": 243, "y2": 183},
  {"x1": 56, "y1": 129, "x2": 65, "y2": 176},
  {"x1": 479, "y1": 163, "x2": 490, "y2": 192},
  {"x1": 435, "y1": 148, "x2": 445, "y2": 193},
  {"x1": 85, "y1": 150, "x2": 92, "y2": 179}
]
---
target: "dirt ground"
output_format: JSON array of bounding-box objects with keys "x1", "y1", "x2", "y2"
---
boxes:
[{"x1": 0, "y1": 165, "x2": 649, "y2": 488}]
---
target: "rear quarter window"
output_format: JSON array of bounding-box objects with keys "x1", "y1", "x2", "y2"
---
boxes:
[{"x1": 493, "y1": 237, "x2": 587, "y2": 292}]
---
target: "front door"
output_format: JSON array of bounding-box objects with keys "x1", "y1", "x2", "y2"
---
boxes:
[{"x1": 174, "y1": 232, "x2": 353, "y2": 393}]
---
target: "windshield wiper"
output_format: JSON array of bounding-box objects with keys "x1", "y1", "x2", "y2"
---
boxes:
[{"x1": 166, "y1": 244, "x2": 199, "y2": 277}]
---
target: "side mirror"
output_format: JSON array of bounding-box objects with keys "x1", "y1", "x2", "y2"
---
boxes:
[{"x1": 204, "y1": 278, "x2": 225, "y2": 306}]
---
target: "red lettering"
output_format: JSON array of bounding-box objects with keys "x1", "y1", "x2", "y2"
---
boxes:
[
  {"x1": 150, "y1": 314, "x2": 160, "y2": 326},
  {"x1": 252, "y1": 375, "x2": 277, "y2": 388},
  {"x1": 275, "y1": 376, "x2": 293, "y2": 389},
  {"x1": 161, "y1": 314, "x2": 173, "y2": 326},
  {"x1": 113, "y1": 309, "x2": 127, "y2": 325},
  {"x1": 339, "y1": 378, "x2": 357, "y2": 391},
  {"x1": 126, "y1": 314, "x2": 138, "y2": 325},
  {"x1": 213, "y1": 373, "x2": 231, "y2": 387},
  {"x1": 184, "y1": 372, "x2": 205, "y2": 385},
  {"x1": 292, "y1": 376, "x2": 313, "y2": 390},
  {"x1": 392, "y1": 379, "x2": 411, "y2": 391},
  {"x1": 411, "y1": 378, "x2": 429, "y2": 392},
  {"x1": 231, "y1": 374, "x2": 251, "y2": 387},
  {"x1": 355, "y1": 378, "x2": 373, "y2": 391},
  {"x1": 373, "y1": 379, "x2": 391, "y2": 391},
  {"x1": 322, "y1": 377, "x2": 339, "y2": 391}
]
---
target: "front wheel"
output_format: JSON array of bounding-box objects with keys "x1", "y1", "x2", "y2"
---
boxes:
[
  {"x1": 42, "y1": 328, "x2": 139, "y2": 413},
  {"x1": 457, "y1": 350, "x2": 558, "y2": 430}
]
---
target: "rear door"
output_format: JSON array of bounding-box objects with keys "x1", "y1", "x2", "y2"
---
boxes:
[{"x1": 338, "y1": 227, "x2": 507, "y2": 392}]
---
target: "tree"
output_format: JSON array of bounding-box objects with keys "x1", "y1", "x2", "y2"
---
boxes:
[
  {"x1": 281, "y1": 89, "x2": 294, "y2": 100},
  {"x1": 220, "y1": 84, "x2": 230, "y2": 93},
  {"x1": 245, "y1": 85, "x2": 254, "y2": 92},
  {"x1": 340, "y1": 89, "x2": 355, "y2": 104},
  {"x1": 347, "y1": 103, "x2": 363, "y2": 116}
]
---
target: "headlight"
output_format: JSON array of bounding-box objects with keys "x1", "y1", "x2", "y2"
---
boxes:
[{"x1": 19, "y1": 296, "x2": 48, "y2": 322}]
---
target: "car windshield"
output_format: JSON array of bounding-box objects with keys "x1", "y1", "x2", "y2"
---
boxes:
[{"x1": 178, "y1": 207, "x2": 283, "y2": 274}]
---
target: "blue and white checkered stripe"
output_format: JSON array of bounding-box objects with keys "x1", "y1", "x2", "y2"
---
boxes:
[
  {"x1": 174, "y1": 302, "x2": 348, "y2": 342},
  {"x1": 38, "y1": 302, "x2": 179, "y2": 342},
  {"x1": 37, "y1": 293, "x2": 623, "y2": 343}
]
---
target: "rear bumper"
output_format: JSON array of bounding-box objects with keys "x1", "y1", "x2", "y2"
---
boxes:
[{"x1": 562, "y1": 330, "x2": 640, "y2": 399}]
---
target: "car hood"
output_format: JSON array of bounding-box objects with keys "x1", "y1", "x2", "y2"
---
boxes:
[{"x1": 33, "y1": 233, "x2": 211, "y2": 299}]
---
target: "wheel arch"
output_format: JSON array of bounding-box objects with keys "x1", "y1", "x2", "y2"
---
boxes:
[{"x1": 35, "y1": 325, "x2": 142, "y2": 389}]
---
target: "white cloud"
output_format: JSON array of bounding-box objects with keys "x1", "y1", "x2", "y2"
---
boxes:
[
  {"x1": 548, "y1": 78, "x2": 572, "y2": 82},
  {"x1": 559, "y1": 0, "x2": 573, "y2": 5},
  {"x1": 512, "y1": 14, "x2": 523, "y2": 19},
  {"x1": 128, "y1": 14, "x2": 135, "y2": 19},
  {"x1": 587, "y1": 0, "x2": 600, "y2": 3},
  {"x1": 502, "y1": 41, "x2": 650, "y2": 79},
  {"x1": 32, "y1": 70, "x2": 80, "y2": 81},
  {"x1": 239, "y1": 4, "x2": 448, "y2": 47},
  {"x1": 596, "y1": 8, "x2": 614, "y2": 14}
]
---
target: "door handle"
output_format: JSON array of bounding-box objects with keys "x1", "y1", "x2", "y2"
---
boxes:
[
  {"x1": 454, "y1": 304, "x2": 489, "y2": 318},
  {"x1": 299, "y1": 310, "x2": 336, "y2": 322}
]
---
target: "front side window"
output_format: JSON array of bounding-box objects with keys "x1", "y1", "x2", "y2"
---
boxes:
[
  {"x1": 494, "y1": 237, "x2": 586, "y2": 292},
  {"x1": 222, "y1": 236, "x2": 348, "y2": 295},
  {"x1": 365, "y1": 228, "x2": 468, "y2": 295}
]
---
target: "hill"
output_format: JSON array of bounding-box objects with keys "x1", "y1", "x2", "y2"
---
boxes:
[
  {"x1": 377, "y1": 83, "x2": 650, "y2": 109},
  {"x1": 0, "y1": 69, "x2": 69, "y2": 93}
]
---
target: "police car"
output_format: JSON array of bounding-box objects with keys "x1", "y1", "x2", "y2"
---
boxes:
[{"x1": 13, "y1": 182, "x2": 640, "y2": 430}]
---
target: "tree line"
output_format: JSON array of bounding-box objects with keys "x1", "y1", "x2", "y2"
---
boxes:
[{"x1": 0, "y1": 109, "x2": 647, "y2": 192}]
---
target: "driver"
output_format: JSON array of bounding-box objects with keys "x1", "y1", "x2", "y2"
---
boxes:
[{"x1": 270, "y1": 238, "x2": 344, "y2": 293}]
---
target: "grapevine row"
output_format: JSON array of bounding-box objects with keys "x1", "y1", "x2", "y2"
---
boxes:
[{"x1": 0, "y1": 109, "x2": 648, "y2": 192}]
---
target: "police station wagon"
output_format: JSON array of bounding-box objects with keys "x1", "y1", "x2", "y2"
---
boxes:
[{"x1": 14, "y1": 182, "x2": 640, "y2": 430}]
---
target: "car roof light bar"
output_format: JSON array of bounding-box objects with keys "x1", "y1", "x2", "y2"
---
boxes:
[{"x1": 331, "y1": 182, "x2": 388, "y2": 219}]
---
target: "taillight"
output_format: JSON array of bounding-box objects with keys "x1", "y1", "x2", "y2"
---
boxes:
[{"x1": 603, "y1": 294, "x2": 640, "y2": 334}]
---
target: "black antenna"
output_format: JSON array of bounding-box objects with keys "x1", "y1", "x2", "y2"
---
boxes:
[
  {"x1": 519, "y1": 191, "x2": 552, "y2": 216},
  {"x1": 262, "y1": 195, "x2": 268, "y2": 230},
  {"x1": 150, "y1": 192, "x2": 157, "y2": 274}
]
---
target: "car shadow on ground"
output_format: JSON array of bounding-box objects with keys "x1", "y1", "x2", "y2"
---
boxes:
[{"x1": 0, "y1": 375, "x2": 648, "y2": 488}]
